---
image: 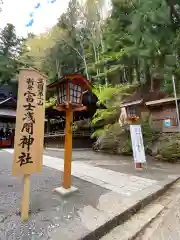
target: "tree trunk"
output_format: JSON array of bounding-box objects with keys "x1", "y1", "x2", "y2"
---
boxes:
[
  {"x1": 100, "y1": 38, "x2": 108, "y2": 86},
  {"x1": 83, "y1": 56, "x2": 89, "y2": 79},
  {"x1": 126, "y1": 66, "x2": 133, "y2": 84},
  {"x1": 135, "y1": 59, "x2": 141, "y2": 83},
  {"x1": 73, "y1": 55, "x2": 78, "y2": 72},
  {"x1": 144, "y1": 62, "x2": 153, "y2": 91},
  {"x1": 92, "y1": 41, "x2": 100, "y2": 82},
  {"x1": 56, "y1": 59, "x2": 62, "y2": 78},
  {"x1": 80, "y1": 41, "x2": 89, "y2": 79}
]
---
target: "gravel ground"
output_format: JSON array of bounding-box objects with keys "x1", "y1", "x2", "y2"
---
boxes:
[
  {"x1": 1, "y1": 149, "x2": 180, "y2": 240},
  {"x1": 0, "y1": 151, "x2": 109, "y2": 240}
]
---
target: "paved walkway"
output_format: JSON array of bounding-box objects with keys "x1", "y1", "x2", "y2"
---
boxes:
[
  {"x1": 136, "y1": 180, "x2": 180, "y2": 240},
  {"x1": 44, "y1": 149, "x2": 180, "y2": 181},
  {"x1": 149, "y1": 200, "x2": 180, "y2": 240},
  {"x1": 5, "y1": 149, "x2": 157, "y2": 197},
  {"x1": 1, "y1": 149, "x2": 180, "y2": 240}
]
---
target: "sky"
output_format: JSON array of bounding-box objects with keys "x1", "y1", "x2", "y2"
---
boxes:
[
  {"x1": 0, "y1": 0, "x2": 69, "y2": 37},
  {"x1": 0, "y1": 0, "x2": 111, "y2": 37}
]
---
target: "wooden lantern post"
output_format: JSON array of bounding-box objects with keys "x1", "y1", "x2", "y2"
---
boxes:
[{"x1": 47, "y1": 74, "x2": 91, "y2": 194}]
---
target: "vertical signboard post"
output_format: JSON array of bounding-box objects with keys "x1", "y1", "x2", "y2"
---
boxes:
[
  {"x1": 130, "y1": 124, "x2": 146, "y2": 169},
  {"x1": 12, "y1": 68, "x2": 47, "y2": 221}
]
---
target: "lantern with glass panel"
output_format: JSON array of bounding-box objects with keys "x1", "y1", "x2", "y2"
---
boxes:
[
  {"x1": 49, "y1": 74, "x2": 91, "y2": 110},
  {"x1": 69, "y1": 82, "x2": 83, "y2": 105}
]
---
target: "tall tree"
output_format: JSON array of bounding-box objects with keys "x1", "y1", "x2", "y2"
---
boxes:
[
  {"x1": 19, "y1": 0, "x2": 180, "y2": 95},
  {"x1": 58, "y1": 0, "x2": 90, "y2": 78},
  {"x1": 0, "y1": 23, "x2": 23, "y2": 83},
  {"x1": 81, "y1": 0, "x2": 107, "y2": 83}
]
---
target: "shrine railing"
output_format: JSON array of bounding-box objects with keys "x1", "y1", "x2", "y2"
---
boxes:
[{"x1": 44, "y1": 130, "x2": 93, "y2": 137}]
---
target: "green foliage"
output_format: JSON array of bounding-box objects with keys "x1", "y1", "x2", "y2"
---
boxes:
[
  {"x1": 93, "y1": 117, "x2": 157, "y2": 155},
  {"x1": 91, "y1": 83, "x2": 137, "y2": 147},
  {"x1": 0, "y1": 23, "x2": 24, "y2": 84},
  {"x1": 92, "y1": 83, "x2": 137, "y2": 128},
  {"x1": 155, "y1": 134, "x2": 180, "y2": 163},
  {"x1": 15, "y1": 0, "x2": 180, "y2": 91},
  {"x1": 93, "y1": 122, "x2": 131, "y2": 154},
  {"x1": 141, "y1": 116, "x2": 159, "y2": 153},
  {"x1": 45, "y1": 96, "x2": 57, "y2": 108},
  {"x1": 1, "y1": 0, "x2": 179, "y2": 162}
]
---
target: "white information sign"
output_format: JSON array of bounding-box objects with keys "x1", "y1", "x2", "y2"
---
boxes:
[{"x1": 130, "y1": 125, "x2": 146, "y2": 163}]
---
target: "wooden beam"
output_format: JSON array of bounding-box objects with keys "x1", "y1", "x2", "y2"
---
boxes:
[
  {"x1": 72, "y1": 106, "x2": 87, "y2": 112},
  {"x1": 54, "y1": 106, "x2": 66, "y2": 112}
]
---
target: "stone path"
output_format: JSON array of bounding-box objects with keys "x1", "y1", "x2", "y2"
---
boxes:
[
  {"x1": 5, "y1": 149, "x2": 157, "y2": 197},
  {"x1": 2, "y1": 149, "x2": 180, "y2": 240},
  {"x1": 135, "y1": 180, "x2": 180, "y2": 240}
]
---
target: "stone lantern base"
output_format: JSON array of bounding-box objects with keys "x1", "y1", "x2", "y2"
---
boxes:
[{"x1": 53, "y1": 186, "x2": 78, "y2": 196}]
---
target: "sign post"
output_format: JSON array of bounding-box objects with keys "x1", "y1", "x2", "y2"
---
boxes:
[
  {"x1": 130, "y1": 124, "x2": 146, "y2": 169},
  {"x1": 13, "y1": 68, "x2": 47, "y2": 221},
  {"x1": 21, "y1": 174, "x2": 30, "y2": 221}
]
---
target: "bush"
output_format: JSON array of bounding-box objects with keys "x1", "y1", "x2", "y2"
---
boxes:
[
  {"x1": 93, "y1": 123, "x2": 126, "y2": 153},
  {"x1": 141, "y1": 118, "x2": 159, "y2": 154},
  {"x1": 100, "y1": 123, "x2": 132, "y2": 155},
  {"x1": 92, "y1": 117, "x2": 158, "y2": 156},
  {"x1": 155, "y1": 134, "x2": 180, "y2": 163},
  {"x1": 93, "y1": 117, "x2": 180, "y2": 163}
]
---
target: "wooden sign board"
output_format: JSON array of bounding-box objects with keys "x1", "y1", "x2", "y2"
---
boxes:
[{"x1": 12, "y1": 68, "x2": 47, "y2": 176}]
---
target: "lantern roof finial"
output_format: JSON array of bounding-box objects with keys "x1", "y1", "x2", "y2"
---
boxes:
[{"x1": 47, "y1": 73, "x2": 92, "y2": 90}]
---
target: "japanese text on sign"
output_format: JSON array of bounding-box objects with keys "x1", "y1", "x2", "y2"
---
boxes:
[
  {"x1": 13, "y1": 68, "x2": 47, "y2": 176},
  {"x1": 37, "y1": 79, "x2": 44, "y2": 106},
  {"x1": 130, "y1": 125, "x2": 146, "y2": 164},
  {"x1": 18, "y1": 78, "x2": 35, "y2": 167}
]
